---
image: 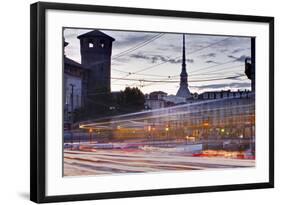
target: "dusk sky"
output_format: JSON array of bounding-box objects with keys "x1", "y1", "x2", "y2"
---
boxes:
[{"x1": 64, "y1": 28, "x2": 252, "y2": 95}]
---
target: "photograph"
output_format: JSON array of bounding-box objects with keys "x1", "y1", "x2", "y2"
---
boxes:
[
  {"x1": 29, "y1": 2, "x2": 274, "y2": 202},
  {"x1": 63, "y1": 28, "x2": 256, "y2": 177}
]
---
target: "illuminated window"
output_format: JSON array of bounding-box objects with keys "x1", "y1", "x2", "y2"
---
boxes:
[
  {"x1": 89, "y1": 42, "x2": 94, "y2": 48},
  {"x1": 100, "y1": 40, "x2": 105, "y2": 48}
]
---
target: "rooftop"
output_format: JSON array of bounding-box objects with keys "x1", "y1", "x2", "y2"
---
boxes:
[{"x1": 77, "y1": 30, "x2": 115, "y2": 41}]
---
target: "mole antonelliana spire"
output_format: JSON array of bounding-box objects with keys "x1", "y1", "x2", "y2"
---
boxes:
[{"x1": 176, "y1": 34, "x2": 191, "y2": 98}]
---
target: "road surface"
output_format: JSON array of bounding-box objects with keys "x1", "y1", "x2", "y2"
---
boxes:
[{"x1": 64, "y1": 149, "x2": 255, "y2": 176}]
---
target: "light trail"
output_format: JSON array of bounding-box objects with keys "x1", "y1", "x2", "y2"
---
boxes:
[
  {"x1": 64, "y1": 149, "x2": 255, "y2": 176},
  {"x1": 115, "y1": 114, "x2": 255, "y2": 130},
  {"x1": 79, "y1": 103, "x2": 254, "y2": 129},
  {"x1": 79, "y1": 95, "x2": 254, "y2": 124}
]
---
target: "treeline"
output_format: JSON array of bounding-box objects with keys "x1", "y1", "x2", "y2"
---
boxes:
[{"x1": 73, "y1": 87, "x2": 145, "y2": 122}]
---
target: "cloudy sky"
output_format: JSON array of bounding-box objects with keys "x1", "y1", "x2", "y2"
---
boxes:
[{"x1": 64, "y1": 28, "x2": 252, "y2": 95}]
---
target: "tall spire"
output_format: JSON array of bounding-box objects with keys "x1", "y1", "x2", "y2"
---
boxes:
[
  {"x1": 176, "y1": 34, "x2": 191, "y2": 98},
  {"x1": 180, "y1": 34, "x2": 187, "y2": 86},
  {"x1": 182, "y1": 34, "x2": 186, "y2": 73}
]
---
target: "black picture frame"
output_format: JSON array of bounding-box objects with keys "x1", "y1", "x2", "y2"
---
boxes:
[{"x1": 30, "y1": 1, "x2": 274, "y2": 203}]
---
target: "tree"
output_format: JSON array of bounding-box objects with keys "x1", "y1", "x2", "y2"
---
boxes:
[{"x1": 117, "y1": 87, "x2": 145, "y2": 113}]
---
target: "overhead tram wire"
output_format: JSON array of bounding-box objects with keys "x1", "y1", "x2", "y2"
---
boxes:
[
  {"x1": 113, "y1": 74, "x2": 245, "y2": 88},
  {"x1": 111, "y1": 58, "x2": 240, "y2": 81},
  {"x1": 110, "y1": 74, "x2": 244, "y2": 83},
  {"x1": 97, "y1": 62, "x2": 248, "y2": 89},
  {"x1": 111, "y1": 33, "x2": 165, "y2": 83},
  {"x1": 112, "y1": 68, "x2": 173, "y2": 78},
  {"x1": 115, "y1": 60, "x2": 244, "y2": 81},
  {"x1": 111, "y1": 33, "x2": 164, "y2": 58},
  {"x1": 138, "y1": 56, "x2": 241, "y2": 88},
  {"x1": 113, "y1": 63, "x2": 244, "y2": 79},
  {"x1": 82, "y1": 33, "x2": 165, "y2": 68},
  {"x1": 112, "y1": 36, "x2": 233, "y2": 80},
  {"x1": 114, "y1": 62, "x2": 246, "y2": 88},
  {"x1": 189, "y1": 59, "x2": 237, "y2": 74},
  {"x1": 111, "y1": 36, "x2": 241, "y2": 88},
  {"x1": 190, "y1": 64, "x2": 244, "y2": 76},
  {"x1": 168, "y1": 60, "x2": 243, "y2": 79},
  {"x1": 175, "y1": 64, "x2": 245, "y2": 80},
  {"x1": 111, "y1": 33, "x2": 165, "y2": 60},
  {"x1": 137, "y1": 36, "x2": 233, "y2": 75}
]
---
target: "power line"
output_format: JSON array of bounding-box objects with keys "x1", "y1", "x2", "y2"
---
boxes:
[
  {"x1": 111, "y1": 33, "x2": 165, "y2": 83},
  {"x1": 135, "y1": 63, "x2": 245, "y2": 87},
  {"x1": 190, "y1": 64, "x2": 244, "y2": 76},
  {"x1": 112, "y1": 36, "x2": 232, "y2": 79},
  {"x1": 111, "y1": 33, "x2": 164, "y2": 60},
  {"x1": 112, "y1": 33, "x2": 163, "y2": 58},
  {"x1": 77, "y1": 33, "x2": 165, "y2": 68},
  {"x1": 112, "y1": 68, "x2": 129, "y2": 74},
  {"x1": 110, "y1": 74, "x2": 244, "y2": 83},
  {"x1": 112, "y1": 68, "x2": 173, "y2": 78},
  {"x1": 113, "y1": 64, "x2": 244, "y2": 79},
  {"x1": 99, "y1": 64, "x2": 244, "y2": 82},
  {"x1": 189, "y1": 59, "x2": 236, "y2": 74}
]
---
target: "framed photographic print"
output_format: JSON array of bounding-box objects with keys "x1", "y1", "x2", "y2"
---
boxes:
[{"x1": 30, "y1": 1, "x2": 274, "y2": 203}]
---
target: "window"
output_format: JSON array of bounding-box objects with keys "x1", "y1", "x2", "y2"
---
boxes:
[
  {"x1": 100, "y1": 40, "x2": 105, "y2": 48},
  {"x1": 235, "y1": 92, "x2": 241, "y2": 98},
  {"x1": 203, "y1": 93, "x2": 208, "y2": 99},
  {"x1": 89, "y1": 42, "x2": 94, "y2": 48}
]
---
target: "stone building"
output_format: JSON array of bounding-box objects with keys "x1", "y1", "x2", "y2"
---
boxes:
[
  {"x1": 64, "y1": 56, "x2": 89, "y2": 121},
  {"x1": 78, "y1": 30, "x2": 115, "y2": 95},
  {"x1": 64, "y1": 30, "x2": 115, "y2": 121},
  {"x1": 145, "y1": 91, "x2": 168, "y2": 110}
]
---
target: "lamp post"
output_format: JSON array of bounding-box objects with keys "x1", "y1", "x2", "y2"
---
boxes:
[
  {"x1": 186, "y1": 136, "x2": 189, "y2": 145},
  {"x1": 203, "y1": 122, "x2": 209, "y2": 150},
  {"x1": 89, "y1": 128, "x2": 93, "y2": 144},
  {"x1": 250, "y1": 116, "x2": 254, "y2": 154},
  {"x1": 152, "y1": 126, "x2": 156, "y2": 143},
  {"x1": 239, "y1": 134, "x2": 244, "y2": 151},
  {"x1": 165, "y1": 126, "x2": 169, "y2": 146},
  {"x1": 69, "y1": 84, "x2": 75, "y2": 149},
  {"x1": 70, "y1": 84, "x2": 75, "y2": 119}
]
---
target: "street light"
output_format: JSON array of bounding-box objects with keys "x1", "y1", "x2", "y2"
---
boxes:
[
  {"x1": 89, "y1": 128, "x2": 93, "y2": 144},
  {"x1": 186, "y1": 135, "x2": 189, "y2": 144},
  {"x1": 147, "y1": 125, "x2": 152, "y2": 141},
  {"x1": 239, "y1": 134, "x2": 244, "y2": 151},
  {"x1": 151, "y1": 126, "x2": 156, "y2": 142},
  {"x1": 165, "y1": 126, "x2": 170, "y2": 144},
  {"x1": 69, "y1": 84, "x2": 75, "y2": 149},
  {"x1": 203, "y1": 122, "x2": 209, "y2": 127}
]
